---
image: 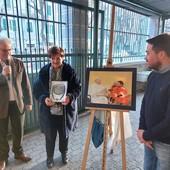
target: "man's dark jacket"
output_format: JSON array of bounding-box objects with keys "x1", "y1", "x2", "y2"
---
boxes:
[
  {"x1": 33, "y1": 62, "x2": 81, "y2": 139},
  {"x1": 139, "y1": 69, "x2": 170, "y2": 144}
]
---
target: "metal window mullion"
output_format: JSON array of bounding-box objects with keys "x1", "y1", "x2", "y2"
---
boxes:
[
  {"x1": 15, "y1": 0, "x2": 22, "y2": 54},
  {"x1": 79, "y1": 9, "x2": 81, "y2": 53},
  {"x1": 26, "y1": 0, "x2": 32, "y2": 54},
  {"x1": 52, "y1": 2, "x2": 55, "y2": 45},
  {"x1": 105, "y1": 3, "x2": 109, "y2": 59},
  {"x1": 93, "y1": 0, "x2": 99, "y2": 67},
  {"x1": 20, "y1": 16, "x2": 25, "y2": 54},
  {"x1": 4, "y1": 0, "x2": 9, "y2": 37},
  {"x1": 161, "y1": 17, "x2": 165, "y2": 33},
  {"x1": 90, "y1": 10, "x2": 92, "y2": 54},
  {"x1": 85, "y1": 9, "x2": 87, "y2": 53},
  {"x1": 67, "y1": 5, "x2": 70, "y2": 53},
  {"x1": 72, "y1": 7, "x2": 75, "y2": 56},
  {"x1": 56, "y1": 4, "x2": 60, "y2": 46},
  {"x1": 84, "y1": 9, "x2": 87, "y2": 80},
  {"x1": 100, "y1": 11, "x2": 104, "y2": 67},
  {"x1": 23, "y1": 0, "x2": 33, "y2": 124},
  {"x1": 44, "y1": 1, "x2": 48, "y2": 51},
  {"x1": 11, "y1": 0, "x2": 16, "y2": 38},
  {"x1": 59, "y1": 4, "x2": 63, "y2": 47},
  {"x1": 35, "y1": 0, "x2": 40, "y2": 54},
  {"x1": 32, "y1": 0, "x2": 39, "y2": 122}
]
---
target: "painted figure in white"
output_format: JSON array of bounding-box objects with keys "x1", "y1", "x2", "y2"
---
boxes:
[{"x1": 88, "y1": 77, "x2": 108, "y2": 104}]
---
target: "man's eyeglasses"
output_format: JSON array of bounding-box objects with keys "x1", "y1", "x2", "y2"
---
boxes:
[{"x1": 0, "y1": 48, "x2": 12, "y2": 53}]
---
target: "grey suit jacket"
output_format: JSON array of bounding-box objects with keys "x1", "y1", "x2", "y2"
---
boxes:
[{"x1": 0, "y1": 57, "x2": 33, "y2": 118}]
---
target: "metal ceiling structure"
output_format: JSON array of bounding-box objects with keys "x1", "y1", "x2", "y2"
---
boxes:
[
  {"x1": 126, "y1": 0, "x2": 170, "y2": 19},
  {"x1": 102, "y1": 0, "x2": 170, "y2": 19}
]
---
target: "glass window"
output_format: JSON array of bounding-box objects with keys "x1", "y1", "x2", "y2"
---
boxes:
[
  {"x1": 28, "y1": 0, "x2": 37, "y2": 18},
  {"x1": 2, "y1": 19, "x2": 7, "y2": 30},
  {"x1": 12, "y1": 20, "x2": 16, "y2": 31},
  {"x1": 6, "y1": 0, "x2": 11, "y2": 8},
  {"x1": 27, "y1": 22, "x2": 33, "y2": 32},
  {"x1": 0, "y1": 0, "x2": 149, "y2": 62},
  {"x1": 47, "y1": 5, "x2": 51, "y2": 16},
  {"x1": 165, "y1": 19, "x2": 170, "y2": 32},
  {"x1": 6, "y1": 0, "x2": 17, "y2": 15},
  {"x1": 52, "y1": 25, "x2": 54, "y2": 35},
  {"x1": 17, "y1": 0, "x2": 27, "y2": 17},
  {"x1": 37, "y1": 0, "x2": 45, "y2": 19}
]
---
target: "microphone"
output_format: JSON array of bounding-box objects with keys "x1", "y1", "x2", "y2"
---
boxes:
[{"x1": 6, "y1": 60, "x2": 10, "y2": 81}]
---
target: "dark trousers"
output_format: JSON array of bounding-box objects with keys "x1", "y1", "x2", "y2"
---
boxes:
[
  {"x1": 45, "y1": 115, "x2": 68, "y2": 158},
  {"x1": 0, "y1": 101, "x2": 24, "y2": 161}
]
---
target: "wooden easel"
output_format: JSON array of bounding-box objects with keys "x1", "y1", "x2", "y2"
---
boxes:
[
  {"x1": 81, "y1": 108, "x2": 127, "y2": 170},
  {"x1": 81, "y1": 5, "x2": 127, "y2": 170}
]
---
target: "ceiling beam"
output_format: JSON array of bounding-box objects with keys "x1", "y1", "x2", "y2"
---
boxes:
[{"x1": 101, "y1": 0, "x2": 162, "y2": 17}]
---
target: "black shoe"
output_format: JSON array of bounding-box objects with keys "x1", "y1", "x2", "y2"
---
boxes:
[
  {"x1": 46, "y1": 157, "x2": 54, "y2": 169},
  {"x1": 62, "y1": 153, "x2": 69, "y2": 164}
]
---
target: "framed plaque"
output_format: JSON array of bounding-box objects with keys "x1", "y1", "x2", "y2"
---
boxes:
[{"x1": 50, "y1": 81, "x2": 68, "y2": 102}]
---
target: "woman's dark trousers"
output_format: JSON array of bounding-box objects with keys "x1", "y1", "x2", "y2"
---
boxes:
[{"x1": 45, "y1": 115, "x2": 68, "y2": 158}]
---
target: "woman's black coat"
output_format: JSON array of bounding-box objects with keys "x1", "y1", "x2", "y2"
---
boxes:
[{"x1": 33, "y1": 62, "x2": 81, "y2": 139}]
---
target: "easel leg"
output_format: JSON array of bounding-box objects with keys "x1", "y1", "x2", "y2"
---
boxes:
[
  {"x1": 109, "y1": 111, "x2": 113, "y2": 136},
  {"x1": 81, "y1": 110, "x2": 95, "y2": 170},
  {"x1": 102, "y1": 111, "x2": 109, "y2": 170},
  {"x1": 120, "y1": 111, "x2": 126, "y2": 170}
]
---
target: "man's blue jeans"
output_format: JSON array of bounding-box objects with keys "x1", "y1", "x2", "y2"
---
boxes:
[{"x1": 144, "y1": 140, "x2": 170, "y2": 170}]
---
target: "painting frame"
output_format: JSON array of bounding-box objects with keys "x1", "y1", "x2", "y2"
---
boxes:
[{"x1": 84, "y1": 67, "x2": 137, "y2": 111}]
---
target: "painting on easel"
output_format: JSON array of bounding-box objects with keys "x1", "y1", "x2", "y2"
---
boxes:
[{"x1": 84, "y1": 67, "x2": 137, "y2": 111}]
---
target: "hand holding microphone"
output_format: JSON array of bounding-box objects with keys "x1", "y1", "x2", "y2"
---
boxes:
[
  {"x1": 2, "y1": 60, "x2": 12, "y2": 80},
  {"x1": 6, "y1": 60, "x2": 11, "y2": 80}
]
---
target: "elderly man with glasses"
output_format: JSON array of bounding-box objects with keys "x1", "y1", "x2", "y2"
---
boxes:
[{"x1": 0, "y1": 37, "x2": 33, "y2": 170}]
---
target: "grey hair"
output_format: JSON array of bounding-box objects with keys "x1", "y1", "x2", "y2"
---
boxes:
[{"x1": 0, "y1": 37, "x2": 12, "y2": 45}]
